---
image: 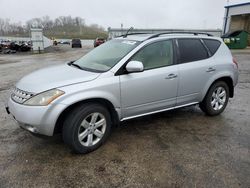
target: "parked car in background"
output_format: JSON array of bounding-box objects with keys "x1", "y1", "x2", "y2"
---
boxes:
[
  {"x1": 6, "y1": 32, "x2": 238, "y2": 154},
  {"x1": 58, "y1": 40, "x2": 70, "y2": 45},
  {"x1": 1, "y1": 40, "x2": 11, "y2": 50},
  {"x1": 9, "y1": 42, "x2": 20, "y2": 51},
  {"x1": 94, "y1": 38, "x2": 105, "y2": 47},
  {"x1": 19, "y1": 42, "x2": 31, "y2": 52},
  {"x1": 0, "y1": 40, "x2": 31, "y2": 53},
  {"x1": 62, "y1": 40, "x2": 70, "y2": 45},
  {"x1": 71, "y1": 38, "x2": 82, "y2": 48}
]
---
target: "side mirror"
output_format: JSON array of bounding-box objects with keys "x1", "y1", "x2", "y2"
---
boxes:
[{"x1": 126, "y1": 61, "x2": 144, "y2": 73}]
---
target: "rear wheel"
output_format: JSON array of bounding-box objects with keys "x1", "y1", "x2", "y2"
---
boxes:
[
  {"x1": 63, "y1": 103, "x2": 112, "y2": 154},
  {"x1": 200, "y1": 81, "x2": 229, "y2": 116}
]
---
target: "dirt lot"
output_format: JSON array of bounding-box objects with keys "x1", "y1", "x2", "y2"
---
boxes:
[{"x1": 0, "y1": 44, "x2": 249, "y2": 188}]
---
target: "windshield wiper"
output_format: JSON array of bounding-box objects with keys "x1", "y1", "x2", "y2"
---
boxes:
[
  {"x1": 68, "y1": 61, "x2": 105, "y2": 73},
  {"x1": 68, "y1": 61, "x2": 83, "y2": 70}
]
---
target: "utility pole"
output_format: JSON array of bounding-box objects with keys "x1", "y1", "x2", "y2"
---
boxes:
[
  {"x1": 121, "y1": 23, "x2": 123, "y2": 35},
  {"x1": 79, "y1": 19, "x2": 82, "y2": 36}
]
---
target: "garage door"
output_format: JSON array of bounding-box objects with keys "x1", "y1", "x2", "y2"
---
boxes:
[
  {"x1": 230, "y1": 15, "x2": 250, "y2": 46},
  {"x1": 230, "y1": 16, "x2": 244, "y2": 31}
]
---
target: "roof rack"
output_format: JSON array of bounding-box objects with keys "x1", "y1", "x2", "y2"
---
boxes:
[
  {"x1": 146, "y1": 32, "x2": 213, "y2": 40},
  {"x1": 115, "y1": 31, "x2": 213, "y2": 41},
  {"x1": 115, "y1": 27, "x2": 152, "y2": 38},
  {"x1": 116, "y1": 32, "x2": 150, "y2": 38}
]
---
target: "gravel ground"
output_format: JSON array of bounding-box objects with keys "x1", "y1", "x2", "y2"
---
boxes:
[{"x1": 0, "y1": 45, "x2": 249, "y2": 188}]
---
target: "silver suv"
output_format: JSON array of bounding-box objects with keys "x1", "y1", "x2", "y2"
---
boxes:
[{"x1": 6, "y1": 32, "x2": 239, "y2": 154}]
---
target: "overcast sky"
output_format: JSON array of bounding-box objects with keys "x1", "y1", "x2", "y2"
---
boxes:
[{"x1": 0, "y1": 0, "x2": 249, "y2": 30}]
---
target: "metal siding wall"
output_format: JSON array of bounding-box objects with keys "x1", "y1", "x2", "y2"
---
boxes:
[{"x1": 228, "y1": 4, "x2": 250, "y2": 16}]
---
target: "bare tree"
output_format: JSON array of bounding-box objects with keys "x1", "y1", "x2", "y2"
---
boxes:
[{"x1": 0, "y1": 16, "x2": 107, "y2": 38}]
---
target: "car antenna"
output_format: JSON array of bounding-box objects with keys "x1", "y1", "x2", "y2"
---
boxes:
[{"x1": 123, "y1": 27, "x2": 134, "y2": 38}]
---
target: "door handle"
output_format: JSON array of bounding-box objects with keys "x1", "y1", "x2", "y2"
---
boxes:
[
  {"x1": 165, "y1": 73, "x2": 178, "y2": 79},
  {"x1": 206, "y1": 67, "x2": 216, "y2": 73}
]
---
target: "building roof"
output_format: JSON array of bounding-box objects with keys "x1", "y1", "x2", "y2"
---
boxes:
[{"x1": 225, "y1": 2, "x2": 250, "y2": 8}]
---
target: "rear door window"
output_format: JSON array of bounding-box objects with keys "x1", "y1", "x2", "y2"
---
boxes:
[
  {"x1": 203, "y1": 39, "x2": 221, "y2": 56},
  {"x1": 177, "y1": 39, "x2": 209, "y2": 63}
]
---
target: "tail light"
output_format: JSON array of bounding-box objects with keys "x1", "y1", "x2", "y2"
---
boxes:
[{"x1": 233, "y1": 57, "x2": 238, "y2": 69}]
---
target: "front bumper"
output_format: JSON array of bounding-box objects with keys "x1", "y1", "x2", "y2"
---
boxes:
[{"x1": 6, "y1": 98, "x2": 66, "y2": 136}]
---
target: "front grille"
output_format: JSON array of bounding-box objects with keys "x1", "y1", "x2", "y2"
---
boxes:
[{"x1": 11, "y1": 87, "x2": 34, "y2": 104}]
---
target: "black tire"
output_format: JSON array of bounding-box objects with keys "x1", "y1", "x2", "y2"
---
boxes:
[
  {"x1": 63, "y1": 103, "x2": 112, "y2": 154},
  {"x1": 200, "y1": 81, "x2": 229, "y2": 116}
]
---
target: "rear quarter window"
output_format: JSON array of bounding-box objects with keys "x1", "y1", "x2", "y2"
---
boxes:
[
  {"x1": 177, "y1": 39, "x2": 209, "y2": 64},
  {"x1": 203, "y1": 39, "x2": 221, "y2": 56}
]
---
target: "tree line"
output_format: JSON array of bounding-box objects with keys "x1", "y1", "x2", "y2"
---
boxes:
[{"x1": 0, "y1": 16, "x2": 107, "y2": 39}]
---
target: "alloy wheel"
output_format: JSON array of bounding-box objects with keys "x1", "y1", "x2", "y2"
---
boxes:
[
  {"x1": 211, "y1": 86, "x2": 227, "y2": 111},
  {"x1": 78, "y1": 112, "x2": 106, "y2": 147}
]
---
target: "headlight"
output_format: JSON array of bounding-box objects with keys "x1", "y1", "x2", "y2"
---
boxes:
[{"x1": 24, "y1": 89, "x2": 65, "y2": 106}]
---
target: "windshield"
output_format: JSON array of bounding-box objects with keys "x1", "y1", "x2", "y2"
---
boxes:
[{"x1": 73, "y1": 39, "x2": 140, "y2": 72}]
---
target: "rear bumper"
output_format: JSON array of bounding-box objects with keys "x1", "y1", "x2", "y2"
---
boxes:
[
  {"x1": 72, "y1": 44, "x2": 82, "y2": 48},
  {"x1": 7, "y1": 98, "x2": 66, "y2": 136},
  {"x1": 233, "y1": 69, "x2": 239, "y2": 87}
]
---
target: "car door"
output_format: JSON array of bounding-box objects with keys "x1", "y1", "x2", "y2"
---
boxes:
[
  {"x1": 176, "y1": 38, "x2": 215, "y2": 106},
  {"x1": 119, "y1": 40, "x2": 178, "y2": 119}
]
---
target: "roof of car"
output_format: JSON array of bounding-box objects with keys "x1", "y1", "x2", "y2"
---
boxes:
[
  {"x1": 115, "y1": 33, "x2": 219, "y2": 42},
  {"x1": 115, "y1": 34, "x2": 152, "y2": 41}
]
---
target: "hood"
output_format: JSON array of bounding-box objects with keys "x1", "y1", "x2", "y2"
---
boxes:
[{"x1": 16, "y1": 64, "x2": 100, "y2": 93}]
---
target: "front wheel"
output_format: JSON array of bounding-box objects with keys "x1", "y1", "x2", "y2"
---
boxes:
[
  {"x1": 200, "y1": 81, "x2": 229, "y2": 116},
  {"x1": 63, "y1": 103, "x2": 112, "y2": 154}
]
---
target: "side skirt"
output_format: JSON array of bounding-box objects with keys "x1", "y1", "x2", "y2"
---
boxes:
[{"x1": 120, "y1": 102, "x2": 199, "y2": 121}]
